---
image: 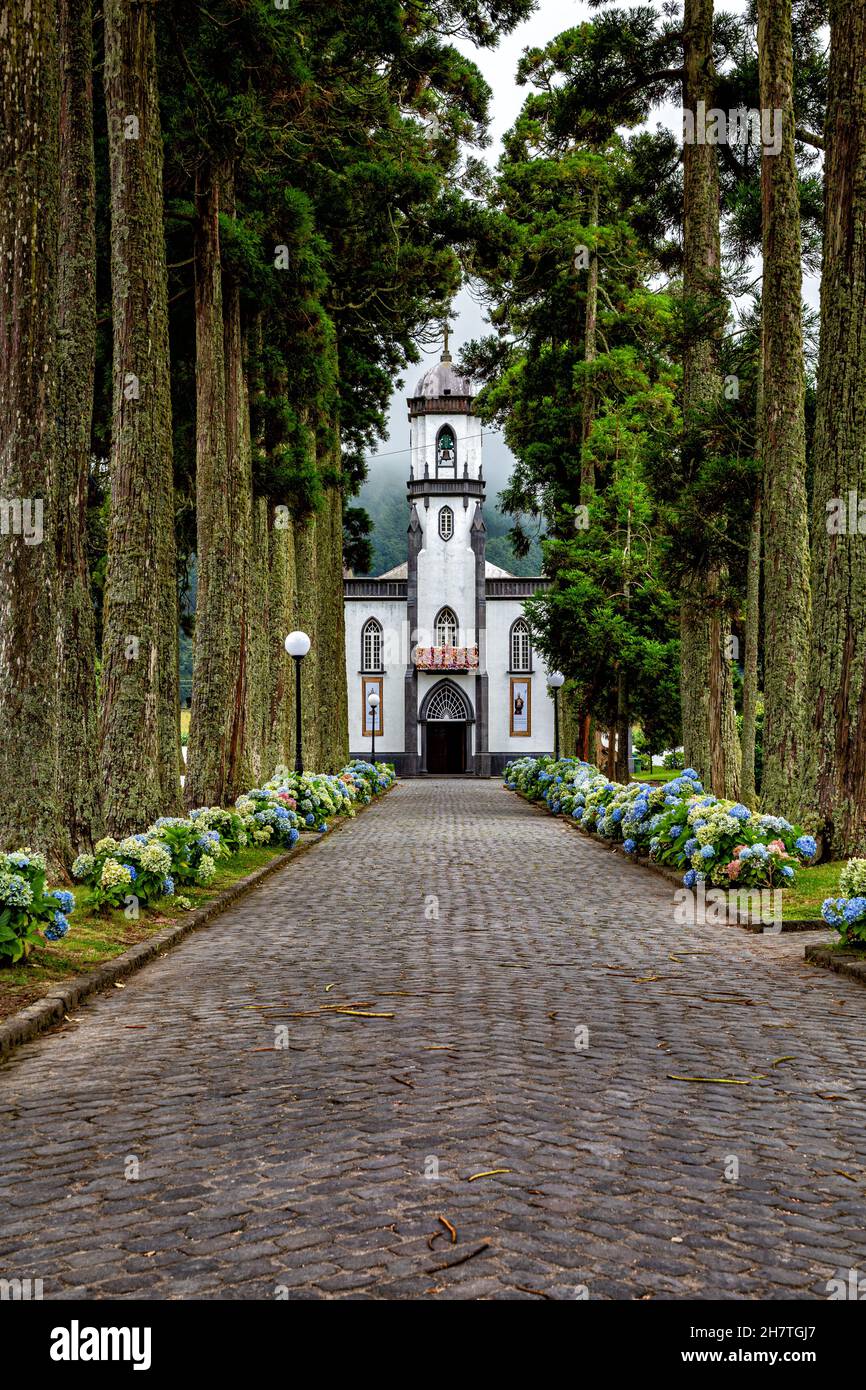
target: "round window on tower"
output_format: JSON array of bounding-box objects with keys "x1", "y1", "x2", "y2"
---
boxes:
[{"x1": 438, "y1": 505, "x2": 454, "y2": 541}]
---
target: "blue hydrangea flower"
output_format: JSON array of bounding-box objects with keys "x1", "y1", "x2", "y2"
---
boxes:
[
  {"x1": 612, "y1": 808, "x2": 623, "y2": 823},
  {"x1": 683, "y1": 868, "x2": 697, "y2": 888},
  {"x1": 669, "y1": 824, "x2": 683, "y2": 839},
  {"x1": 623, "y1": 839, "x2": 636, "y2": 854},
  {"x1": 45, "y1": 911, "x2": 70, "y2": 941},
  {"x1": 50, "y1": 889, "x2": 75, "y2": 914},
  {"x1": 162, "y1": 876, "x2": 175, "y2": 896},
  {"x1": 122, "y1": 864, "x2": 137, "y2": 881},
  {"x1": 795, "y1": 835, "x2": 818, "y2": 861},
  {"x1": 684, "y1": 837, "x2": 699, "y2": 856},
  {"x1": 699, "y1": 845, "x2": 716, "y2": 860},
  {"x1": 288, "y1": 828, "x2": 299, "y2": 846},
  {"x1": 305, "y1": 813, "x2": 315, "y2": 826},
  {"x1": 682, "y1": 768, "x2": 699, "y2": 779},
  {"x1": 730, "y1": 804, "x2": 750, "y2": 821},
  {"x1": 781, "y1": 865, "x2": 795, "y2": 880},
  {"x1": 843, "y1": 897, "x2": 866, "y2": 924}
]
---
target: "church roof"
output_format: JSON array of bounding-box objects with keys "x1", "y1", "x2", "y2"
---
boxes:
[
  {"x1": 375, "y1": 560, "x2": 516, "y2": 580},
  {"x1": 412, "y1": 352, "x2": 472, "y2": 400}
]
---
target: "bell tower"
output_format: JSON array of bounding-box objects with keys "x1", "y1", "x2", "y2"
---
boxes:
[{"x1": 403, "y1": 333, "x2": 489, "y2": 775}]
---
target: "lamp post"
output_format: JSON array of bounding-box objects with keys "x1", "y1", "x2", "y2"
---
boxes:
[
  {"x1": 548, "y1": 670, "x2": 565, "y2": 762},
  {"x1": 367, "y1": 689, "x2": 380, "y2": 764},
  {"x1": 284, "y1": 631, "x2": 311, "y2": 774}
]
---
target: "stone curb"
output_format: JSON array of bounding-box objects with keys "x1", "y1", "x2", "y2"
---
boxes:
[
  {"x1": 0, "y1": 786, "x2": 394, "y2": 1059},
  {"x1": 804, "y1": 943, "x2": 866, "y2": 987},
  {"x1": 506, "y1": 786, "x2": 829, "y2": 936}
]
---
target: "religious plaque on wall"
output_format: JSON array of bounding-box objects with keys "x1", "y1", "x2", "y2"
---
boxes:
[{"x1": 510, "y1": 676, "x2": 531, "y2": 737}]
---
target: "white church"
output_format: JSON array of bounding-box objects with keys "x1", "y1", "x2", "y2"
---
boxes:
[{"x1": 344, "y1": 343, "x2": 557, "y2": 775}]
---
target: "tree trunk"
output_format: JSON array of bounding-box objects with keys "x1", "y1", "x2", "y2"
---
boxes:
[
  {"x1": 680, "y1": 0, "x2": 740, "y2": 797},
  {"x1": 222, "y1": 185, "x2": 254, "y2": 800},
  {"x1": 740, "y1": 494, "x2": 762, "y2": 807},
  {"x1": 293, "y1": 507, "x2": 321, "y2": 772},
  {"x1": 314, "y1": 421, "x2": 349, "y2": 772},
  {"x1": 246, "y1": 494, "x2": 271, "y2": 781},
  {"x1": 579, "y1": 182, "x2": 600, "y2": 500},
  {"x1": 808, "y1": 0, "x2": 866, "y2": 854},
  {"x1": 185, "y1": 169, "x2": 234, "y2": 808},
  {"x1": 0, "y1": 0, "x2": 68, "y2": 872},
  {"x1": 56, "y1": 0, "x2": 102, "y2": 854},
  {"x1": 757, "y1": 0, "x2": 812, "y2": 818},
  {"x1": 101, "y1": 0, "x2": 181, "y2": 834},
  {"x1": 267, "y1": 512, "x2": 296, "y2": 772}
]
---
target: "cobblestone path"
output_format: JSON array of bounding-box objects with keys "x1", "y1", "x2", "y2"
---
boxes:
[{"x1": 1, "y1": 779, "x2": 865, "y2": 1300}]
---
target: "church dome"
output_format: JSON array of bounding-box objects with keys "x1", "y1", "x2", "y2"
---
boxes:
[{"x1": 413, "y1": 352, "x2": 472, "y2": 400}]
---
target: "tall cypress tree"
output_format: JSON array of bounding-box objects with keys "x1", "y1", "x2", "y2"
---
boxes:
[
  {"x1": 57, "y1": 0, "x2": 102, "y2": 852},
  {"x1": 808, "y1": 0, "x2": 866, "y2": 854},
  {"x1": 0, "y1": 0, "x2": 68, "y2": 872},
  {"x1": 679, "y1": 0, "x2": 739, "y2": 798},
  {"x1": 101, "y1": 0, "x2": 181, "y2": 834},
  {"x1": 757, "y1": 0, "x2": 812, "y2": 817}
]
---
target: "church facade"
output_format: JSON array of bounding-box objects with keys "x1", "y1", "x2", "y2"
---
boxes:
[{"x1": 344, "y1": 347, "x2": 556, "y2": 775}]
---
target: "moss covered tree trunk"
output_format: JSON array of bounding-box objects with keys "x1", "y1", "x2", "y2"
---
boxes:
[
  {"x1": 185, "y1": 169, "x2": 234, "y2": 808},
  {"x1": 315, "y1": 422, "x2": 349, "y2": 772},
  {"x1": 56, "y1": 0, "x2": 102, "y2": 853},
  {"x1": 246, "y1": 494, "x2": 271, "y2": 781},
  {"x1": 808, "y1": 0, "x2": 866, "y2": 854},
  {"x1": 0, "y1": 0, "x2": 68, "y2": 872},
  {"x1": 100, "y1": 0, "x2": 181, "y2": 834},
  {"x1": 680, "y1": 0, "x2": 740, "y2": 797},
  {"x1": 267, "y1": 513, "x2": 296, "y2": 772},
  {"x1": 757, "y1": 0, "x2": 812, "y2": 817},
  {"x1": 740, "y1": 495, "x2": 762, "y2": 807},
  {"x1": 293, "y1": 506, "x2": 321, "y2": 772},
  {"x1": 222, "y1": 182, "x2": 253, "y2": 799}
]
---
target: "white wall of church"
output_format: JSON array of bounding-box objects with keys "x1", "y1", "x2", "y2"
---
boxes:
[
  {"x1": 486, "y1": 600, "x2": 556, "y2": 756},
  {"x1": 345, "y1": 598, "x2": 407, "y2": 754},
  {"x1": 414, "y1": 499, "x2": 477, "y2": 647}
]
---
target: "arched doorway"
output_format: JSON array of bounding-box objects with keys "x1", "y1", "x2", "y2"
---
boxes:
[{"x1": 419, "y1": 680, "x2": 474, "y2": 775}]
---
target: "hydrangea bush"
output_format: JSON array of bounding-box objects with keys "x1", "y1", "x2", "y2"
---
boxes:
[
  {"x1": 822, "y1": 858, "x2": 866, "y2": 942},
  {"x1": 68, "y1": 760, "x2": 396, "y2": 919},
  {"x1": 504, "y1": 756, "x2": 818, "y2": 892},
  {"x1": 0, "y1": 850, "x2": 76, "y2": 963}
]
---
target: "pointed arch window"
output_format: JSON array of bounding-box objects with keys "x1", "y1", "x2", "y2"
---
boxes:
[
  {"x1": 435, "y1": 606, "x2": 458, "y2": 647},
  {"x1": 438, "y1": 505, "x2": 454, "y2": 541},
  {"x1": 361, "y1": 617, "x2": 383, "y2": 672},
  {"x1": 427, "y1": 684, "x2": 468, "y2": 720},
  {"x1": 510, "y1": 617, "x2": 531, "y2": 672},
  {"x1": 436, "y1": 424, "x2": 456, "y2": 476}
]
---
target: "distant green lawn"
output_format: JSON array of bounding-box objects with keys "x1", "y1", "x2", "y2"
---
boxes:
[{"x1": 781, "y1": 861, "x2": 841, "y2": 920}]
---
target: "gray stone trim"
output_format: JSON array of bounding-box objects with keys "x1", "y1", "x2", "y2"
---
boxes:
[
  {"x1": 470, "y1": 500, "x2": 489, "y2": 775},
  {"x1": 403, "y1": 504, "x2": 422, "y2": 775},
  {"x1": 417, "y1": 678, "x2": 475, "y2": 775}
]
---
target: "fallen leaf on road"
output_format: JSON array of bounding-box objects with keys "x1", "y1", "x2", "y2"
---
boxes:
[
  {"x1": 467, "y1": 1168, "x2": 512, "y2": 1181},
  {"x1": 667, "y1": 1074, "x2": 751, "y2": 1086},
  {"x1": 333, "y1": 1009, "x2": 394, "y2": 1018},
  {"x1": 438, "y1": 1214, "x2": 457, "y2": 1244}
]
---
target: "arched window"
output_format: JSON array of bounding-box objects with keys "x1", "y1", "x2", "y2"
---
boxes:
[
  {"x1": 436, "y1": 424, "x2": 456, "y2": 476},
  {"x1": 361, "y1": 617, "x2": 383, "y2": 671},
  {"x1": 435, "y1": 606, "x2": 458, "y2": 647},
  {"x1": 510, "y1": 617, "x2": 531, "y2": 672},
  {"x1": 438, "y1": 505, "x2": 454, "y2": 541},
  {"x1": 427, "y1": 684, "x2": 468, "y2": 720}
]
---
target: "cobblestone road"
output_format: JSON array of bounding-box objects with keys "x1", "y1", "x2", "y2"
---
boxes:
[{"x1": 1, "y1": 779, "x2": 865, "y2": 1300}]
